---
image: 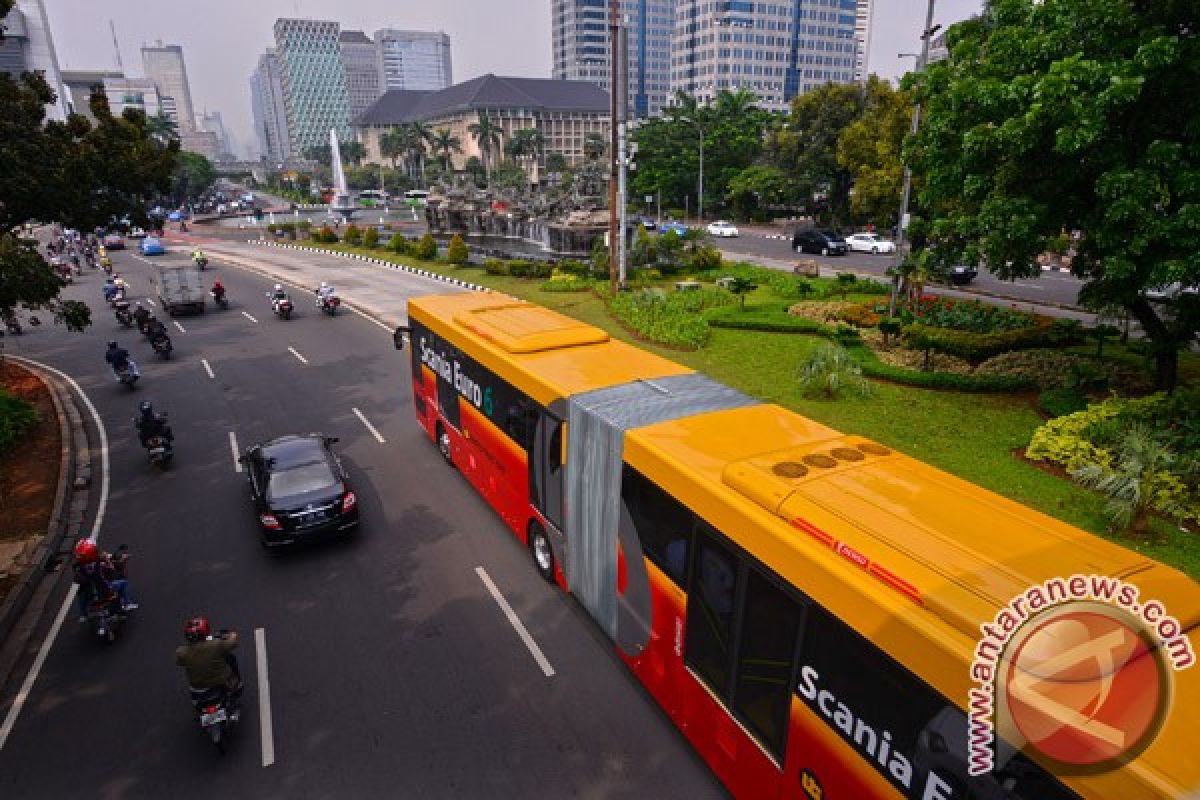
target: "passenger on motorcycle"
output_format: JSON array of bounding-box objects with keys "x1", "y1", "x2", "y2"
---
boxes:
[
  {"x1": 146, "y1": 317, "x2": 169, "y2": 346},
  {"x1": 176, "y1": 618, "x2": 243, "y2": 702},
  {"x1": 135, "y1": 400, "x2": 174, "y2": 448},
  {"x1": 105, "y1": 340, "x2": 131, "y2": 373},
  {"x1": 73, "y1": 539, "x2": 137, "y2": 622}
]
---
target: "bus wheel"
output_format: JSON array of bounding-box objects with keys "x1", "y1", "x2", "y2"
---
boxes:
[
  {"x1": 436, "y1": 423, "x2": 453, "y2": 466},
  {"x1": 528, "y1": 522, "x2": 555, "y2": 583}
]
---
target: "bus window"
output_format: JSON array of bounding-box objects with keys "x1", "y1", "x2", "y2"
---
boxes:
[
  {"x1": 621, "y1": 465, "x2": 692, "y2": 588},
  {"x1": 685, "y1": 524, "x2": 740, "y2": 695},
  {"x1": 733, "y1": 568, "x2": 803, "y2": 759},
  {"x1": 531, "y1": 413, "x2": 564, "y2": 529}
]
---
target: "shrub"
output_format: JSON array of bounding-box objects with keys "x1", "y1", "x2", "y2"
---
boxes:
[
  {"x1": 0, "y1": 391, "x2": 38, "y2": 455},
  {"x1": 835, "y1": 272, "x2": 857, "y2": 300},
  {"x1": 900, "y1": 322, "x2": 1079, "y2": 362},
  {"x1": 343, "y1": 224, "x2": 362, "y2": 245},
  {"x1": 539, "y1": 272, "x2": 593, "y2": 292},
  {"x1": 414, "y1": 232, "x2": 438, "y2": 260},
  {"x1": 317, "y1": 225, "x2": 338, "y2": 243},
  {"x1": 706, "y1": 306, "x2": 834, "y2": 334},
  {"x1": 900, "y1": 296, "x2": 1043, "y2": 333},
  {"x1": 446, "y1": 234, "x2": 469, "y2": 265},
  {"x1": 606, "y1": 287, "x2": 731, "y2": 349},
  {"x1": 483, "y1": 258, "x2": 508, "y2": 275},
  {"x1": 837, "y1": 303, "x2": 882, "y2": 328},
  {"x1": 1072, "y1": 425, "x2": 1191, "y2": 535},
  {"x1": 388, "y1": 234, "x2": 410, "y2": 255},
  {"x1": 973, "y1": 349, "x2": 1153, "y2": 393},
  {"x1": 878, "y1": 316, "x2": 903, "y2": 345},
  {"x1": 1037, "y1": 387, "x2": 1089, "y2": 418},
  {"x1": 556, "y1": 259, "x2": 590, "y2": 277},
  {"x1": 688, "y1": 245, "x2": 723, "y2": 271},
  {"x1": 507, "y1": 259, "x2": 553, "y2": 279},
  {"x1": 797, "y1": 343, "x2": 871, "y2": 399},
  {"x1": 362, "y1": 227, "x2": 379, "y2": 248}
]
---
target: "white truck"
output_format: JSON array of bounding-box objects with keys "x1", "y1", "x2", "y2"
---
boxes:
[{"x1": 155, "y1": 266, "x2": 207, "y2": 315}]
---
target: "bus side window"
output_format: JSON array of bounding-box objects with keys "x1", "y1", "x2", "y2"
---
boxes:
[
  {"x1": 620, "y1": 465, "x2": 692, "y2": 588},
  {"x1": 684, "y1": 524, "x2": 741, "y2": 696}
]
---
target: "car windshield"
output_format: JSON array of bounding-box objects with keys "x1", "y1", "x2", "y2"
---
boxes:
[{"x1": 267, "y1": 460, "x2": 336, "y2": 501}]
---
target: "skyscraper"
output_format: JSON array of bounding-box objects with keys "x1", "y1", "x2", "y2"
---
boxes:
[
  {"x1": 552, "y1": 0, "x2": 673, "y2": 118},
  {"x1": 141, "y1": 42, "x2": 196, "y2": 133},
  {"x1": 0, "y1": 0, "x2": 69, "y2": 119},
  {"x1": 250, "y1": 49, "x2": 291, "y2": 163},
  {"x1": 273, "y1": 18, "x2": 351, "y2": 157},
  {"x1": 670, "y1": 0, "x2": 859, "y2": 113},
  {"x1": 853, "y1": 0, "x2": 874, "y2": 82},
  {"x1": 373, "y1": 29, "x2": 452, "y2": 92},
  {"x1": 339, "y1": 30, "x2": 381, "y2": 119}
]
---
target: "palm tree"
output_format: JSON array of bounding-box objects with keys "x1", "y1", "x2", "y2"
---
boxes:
[
  {"x1": 582, "y1": 132, "x2": 606, "y2": 162},
  {"x1": 1072, "y1": 425, "x2": 1187, "y2": 538},
  {"x1": 430, "y1": 128, "x2": 463, "y2": 170},
  {"x1": 714, "y1": 87, "x2": 758, "y2": 118},
  {"x1": 379, "y1": 128, "x2": 406, "y2": 169},
  {"x1": 467, "y1": 114, "x2": 503, "y2": 181},
  {"x1": 406, "y1": 121, "x2": 434, "y2": 180}
]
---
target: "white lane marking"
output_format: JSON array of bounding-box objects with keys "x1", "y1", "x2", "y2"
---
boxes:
[
  {"x1": 474, "y1": 567, "x2": 555, "y2": 677},
  {"x1": 229, "y1": 431, "x2": 242, "y2": 472},
  {"x1": 241, "y1": 311, "x2": 258, "y2": 324},
  {"x1": 287, "y1": 346, "x2": 308, "y2": 365},
  {"x1": 0, "y1": 358, "x2": 110, "y2": 750},
  {"x1": 255, "y1": 628, "x2": 275, "y2": 768},
  {"x1": 145, "y1": 298, "x2": 155, "y2": 307},
  {"x1": 351, "y1": 407, "x2": 386, "y2": 444},
  {"x1": 173, "y1": 320, "x2": 187, "y2": 333},
  {"x1": 201, "y1": 359, "x2": 215, "y2": 379}
]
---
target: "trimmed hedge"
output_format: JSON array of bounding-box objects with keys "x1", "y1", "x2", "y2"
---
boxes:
[
  {"x1": 901, "y1": 321, "x2": 1080, "y2": 362},
  {"x1": 854, "y1": 352, "x2": 1035, "y2": 391},
  {"x1": 706, "y1": 305, "x2": 835, "y2": 334}
]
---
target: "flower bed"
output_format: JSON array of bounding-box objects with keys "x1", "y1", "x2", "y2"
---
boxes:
[{"x1": 902, "y1": 295, "x2": 1041, "y2": 332}]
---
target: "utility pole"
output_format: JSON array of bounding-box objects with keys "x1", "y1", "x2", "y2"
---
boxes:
[
  {"x1": 888, "y1": 0, "x2": 937, "y2": 317},
  {"x1": 617, "y1": 20, "x2": 630, "y2": 287},
  {"x1": 607, "y1": 0, "x2": 620, "y2": 294}
]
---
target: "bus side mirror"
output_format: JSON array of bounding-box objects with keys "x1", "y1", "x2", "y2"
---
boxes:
[{"x1": 393, "y1": 325, "x2": 410, "y2": 351}]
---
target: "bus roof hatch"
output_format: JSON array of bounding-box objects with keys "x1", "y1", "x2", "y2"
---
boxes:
[{"x1": 454, "y1": 303, "x2": 609, "y2": 354}]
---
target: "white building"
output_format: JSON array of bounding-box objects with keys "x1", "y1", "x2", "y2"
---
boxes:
[
  {"x1": 853, "y1": 0, "x2": 874, "y2": 82},
  {"x1": 0, "y1": 0, "x2": 69, "y2": 119},
  {"x1": 374, "y1": 29, "x2": 452, "y2": 91},
  {"x1": 103, "y1": 76, "x2": 162, "y2": 117}
]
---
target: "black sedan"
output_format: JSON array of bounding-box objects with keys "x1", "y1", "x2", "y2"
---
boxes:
[
  {"x1": 792, "y1": 229, "x2": 848, "y2": 256},
  {"x1": 239, "y1": 434, "x2": 359, "y2": 546}
]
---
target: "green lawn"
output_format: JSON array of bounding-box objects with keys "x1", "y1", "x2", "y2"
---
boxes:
[{"x1": 291, "y1": 241, "x2": 1200, "y2": 578}]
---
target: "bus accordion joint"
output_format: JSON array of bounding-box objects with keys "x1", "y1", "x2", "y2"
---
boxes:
[{"x1": 789, "y1": 517, "x2": 924, "y2": 606}]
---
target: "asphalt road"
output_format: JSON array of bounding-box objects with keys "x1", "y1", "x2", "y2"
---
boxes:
[
  {"x1": 712, "y1": 232, "x2": 1087, "y2": 308},
  {"x1": 0, "y1": 247, "x2": 724, "y2": 798}
]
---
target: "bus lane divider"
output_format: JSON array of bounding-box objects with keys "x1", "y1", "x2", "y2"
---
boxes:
[{"x1": 474, "y1": 567, "x2": 556, "y2": 677}]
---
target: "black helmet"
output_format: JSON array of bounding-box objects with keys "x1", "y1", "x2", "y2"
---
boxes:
[
  {"x1": 138, "y1": 400, "x2": 153, "y2": 417},
  {"x1": 107, "y1": 340, "x2": 118, "y2": 348}
]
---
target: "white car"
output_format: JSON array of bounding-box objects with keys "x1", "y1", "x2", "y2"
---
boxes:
[
  {"x1": 128, "y1": 227, "x2": 147, "y2": 239},
  {"x1": 845, "y1": 233, "x2": 896, "y2": 254},
  {"x1": 706, "y1": 220, "x2": 739, "y2": 238}
]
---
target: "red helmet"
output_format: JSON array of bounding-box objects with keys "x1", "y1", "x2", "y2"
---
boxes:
[
  {"x1": 73, "y1": 539, "x2": 99, "y2": 563},
  {"x1": 183, "y1": 617, "x2": 211, "y2": 642}
]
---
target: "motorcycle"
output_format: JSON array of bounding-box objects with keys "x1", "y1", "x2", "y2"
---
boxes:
[
  {"x1": 145, "y1": 433, "x2": 173, "y2": 468},
  {"x1": 211, "y1": 289, "x2": 229, "y2": 310},
  {"x1": 270, "y1": 295, "x2": 293, "y2": 320},
  {"x1": 151, "y1": 334, "x2": 173, "y2": 360},
  {"x1": 3, "y1": 314, "x2": 21, "y2": 336},
  {"x1": 114, "y1": 300, "x2": 133, "y2": 327},
  {"x1": 114, "y1": 360, "x2": 140, "y2": 388},
  {"x1": 188, "y1": 636, "x2": 241, "y2": 753},
  {"x1": 106, "y1": 287, "x2": 126, "y2": 307},
  {"x1": 86, "y1": 593, "x2": 129, "y2": 643},
  {"x1": 193, "y1": 256, "x2": 208, "y2": 270},
  {"x1": 100, "y1": 257, "x2": 113, "y2": 274},
  {"x1": 317, "y1": 294, "x2": 340, "y2": 316}
]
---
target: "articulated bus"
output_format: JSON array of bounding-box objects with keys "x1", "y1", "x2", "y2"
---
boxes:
[{"x1": 395, "y1": 292, "x2": 1199, "y2": 800}]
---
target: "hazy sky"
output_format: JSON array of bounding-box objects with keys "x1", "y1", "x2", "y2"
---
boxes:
[{"x1": 45, "y1": 0, "x2": 982, "y2": 158}]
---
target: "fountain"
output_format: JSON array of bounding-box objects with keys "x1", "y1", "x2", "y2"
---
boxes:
[{"x1": 328, "y1": 129, "x2": 356, "y2": 221}]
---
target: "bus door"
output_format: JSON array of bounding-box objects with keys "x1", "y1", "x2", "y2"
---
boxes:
[{"x1": 529, "y1": 410, "x2": 565, "y2": 545}]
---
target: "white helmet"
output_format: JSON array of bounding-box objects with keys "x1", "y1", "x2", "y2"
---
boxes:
[
  {"x1": 274, "y1": 283, "x2": 282, "y2": 291},
  {"x1": 320, "y1": 281, "x2": 328, "y2": 289}
]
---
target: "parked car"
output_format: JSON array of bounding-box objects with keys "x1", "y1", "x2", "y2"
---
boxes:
[
  {"x1": 128, "y1": 227, "x2": 147, "y2": 239},
  {"x1": 140, "y1": 237, "x2": 165, "y2": 256},
  {"x1": 792, "y1": 229, "x2": 848, "y2": 256},
  {"x1": 239, "y1": 434, "x2": 359, "y2": 547},
  {"x1": 705, "y1": 220, "x2": 739, "y2": 238},
  {"x1": 659, "y1": 221, "x2": 690, "y2": 236},
  {"x1": 845, "y1": 232, "x2": 895, "y2": 254},
  {"x1": 949, "y1": 265, "x2": 979, "y2": 286},
  {"x1": 103, "y1": 234, "x2": 125, "y2": 250},
  {"x1": 638, "y1": 217, "x2": 658, "y2": 231}
]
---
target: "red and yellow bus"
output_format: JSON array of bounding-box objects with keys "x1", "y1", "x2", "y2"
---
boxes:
[{"x1": 396, "y1": 292, "x2": 1199, "y2": 799}]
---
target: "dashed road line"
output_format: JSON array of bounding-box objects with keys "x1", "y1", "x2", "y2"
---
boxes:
[
  {"x1": 201, "y1": 359, "x2": 214, "y2": 379},
  {"x1": 144, "y1": 298, "x2": 155, "y2": 308},
  {"x1": 351, "y1": 407, "x2": 386, "y2": 444},
  {"x1": 241, "y1": 311, "x2": 258, "y2": 324},
  {"x1": 229, "y1": 431, "x2": 242, "y2": 472},
  {"x1": 255, "y1": 628, "x2": 275, "y2": 768},
  {"x1": 475, "y1": 567, "x2": 555, "y2": 677},
  {"x1": 173, "y1": 320, "x2": 187, "y2": 333},
  {"x1": 287, "y1": 346, "x2": 308, "y2": 365}
]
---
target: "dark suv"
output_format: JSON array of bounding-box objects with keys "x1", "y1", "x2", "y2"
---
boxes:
[{"x1": 792, "y1": 229, "x2": 848, "y2": 256}]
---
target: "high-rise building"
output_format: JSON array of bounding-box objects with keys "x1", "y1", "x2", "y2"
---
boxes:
[
  {"x1": 141, "y1": 42, "x2": 196, "y2": 133},
  {"x1": 671, "y1": 0, "x2": 859, "y2": 113},
  {"x1": 853, "y1": 0, "x2": 874, "y2": 82},
  {"x1": 339, "y1": 30, "x2": 381, "y2": 119},
  {"x1": 60, "y1": 69, "x2": 122, "y2": 122},
  {"x1": 250, "y1": 49, "x2": 291, "y2": 163},
  {"x1": 552, "y1": 0, "x2": 673, "y2": 118},
  {"x1": 273, "y1": 18, "x2": 351, "y2": 158},
  {"x1": 198, "y1": 110, "x2": 234, "y2": 160},
  {"x1": 0, "y1": 0, "x2": 69, "y2": 119},
  {"x1": 103, "y1": 76, "x2": 162, "y2": 118},
  {"x1": 373, "y1": 29, "x2": 452, "y2": 91}
]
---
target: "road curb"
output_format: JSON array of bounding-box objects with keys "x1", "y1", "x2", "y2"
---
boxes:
[{"x1": 0, "y1": 365, "x2": 88, "y2": 662}]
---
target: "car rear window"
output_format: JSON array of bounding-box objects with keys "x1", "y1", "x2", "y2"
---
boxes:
[{"x1": 268, "y1": 461, "x2": 336, "y2": 501}]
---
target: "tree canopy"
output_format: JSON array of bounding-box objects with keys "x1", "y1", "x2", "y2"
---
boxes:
[
  {"x1": 910, "y1": 0, "x2": 1200, "y2": 389},
  {"x1": 171, "y1": 151, "x2": 216, "y2": 202}
]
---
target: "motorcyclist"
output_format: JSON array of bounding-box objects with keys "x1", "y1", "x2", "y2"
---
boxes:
[
  {"x1": 146, "y1": 316, "x2": 169, "y2": 347},
  {"x1": 191, "y1": 247, "x2": 206, "y2": 264},
  {"x1": 268, "y1": 283, "x2": 289, "y2": 311},
  {"x1": 105, "y1": 340, "x2": 130, "y2": 373},
  {"x1": 211, "y1": 279, "x2": 226, "y2": 303},
  {"x1": 132, "y1": 302, "x2": 150, "y2": 331},
  {"x1": 134, "y1": 400, "x2": 173, "y2": 448},
  {"x1": 102, "y1": 275, "x2": 117, "y2": 301},
  {"x1": 73, "y1": 539, "x2": 136, "y2": 622},
  {"x1": 315, "y1": 281, "x2": 336, "y2": 308},
  {"x1": 176, "y1": 618, "x2": 243, "y2": 707}
]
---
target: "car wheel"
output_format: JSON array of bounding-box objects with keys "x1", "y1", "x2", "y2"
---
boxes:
[
  {"x1": 435, "y1": 423, "x2": 453, "y2": 466},
  {"x1": 821, "y1": 246, "x2": 829, "y2": 256},
  {"x1": 871, "y1": 246, "x2": 879, "y2": 254},
  {"x1": 528, "y1": 521, "x2": 555, "y2": 583}
]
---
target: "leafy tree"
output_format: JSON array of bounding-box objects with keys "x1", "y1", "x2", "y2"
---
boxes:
[
  {"x1": 303, "y1": 144, "x2": 332, "y2": 165},
  {"x1": 446, "y1": 234, "x2": 469, "y2": 265},
  {"x1": 725, "y1": 276, "x2": 757, "y2": 309},
  {"x1": 583, "y1": 132, "x2": 607, "y2": 162},
  {"x1": 430, "y1": 127, "x2": 463, "y2": 170},
  {"x1": 545, "y1": 151, "x2": 568, "y2": 176},
  {"x1": 836, "y1": 77, "x2": 910, "y2": 228},
  {"x1": 467, "y1": 115, "x2": 503, "y2": 181},
  {"x1": 910, "y1": 0, "x2": 1200, "y2": 391},
  {"x1": 171, "y1": 151, "x2": 216, "y2": 202},
  {"x1": 726, "y1": 165, "x2": 790, "y2": 220},
  {"x1": 343, "y1": 224, "x2": 362, "y2": 245},
  {"x1": 657, "y1": 229, "x2": 683, "y2": 270},
  {"x1": 379, "y1": 128, "x2": 406, "y2": 168},
  {"x1": 414, "y1": 232, "x2": 438, "y2": 260},
  {"x1": 146, "y1": 111, "x2": 179, "y2": 144},
  {"x1": 464, "y1": 156, "x2": 486, "y2": 186},
  {"x1": 491, "y1": 160, "x2": 529, "y2": 191},
  {"x1": 362, "y1": 226, "x2": 379, "y2": 248},
  {"x1": 341, "y1": 140, "x2": 366, "y2": 166}
]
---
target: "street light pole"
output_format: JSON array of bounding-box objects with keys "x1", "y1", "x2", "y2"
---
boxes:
[
  {"x1": 888, "y1": 0, "x2": 938, "y2": 317},
  {"x1": 698, "y1": 127, "x2": 704, "y2": 224},
  {"x1": 607, "y1": 0, "x2": 620, "y2": 294}
]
